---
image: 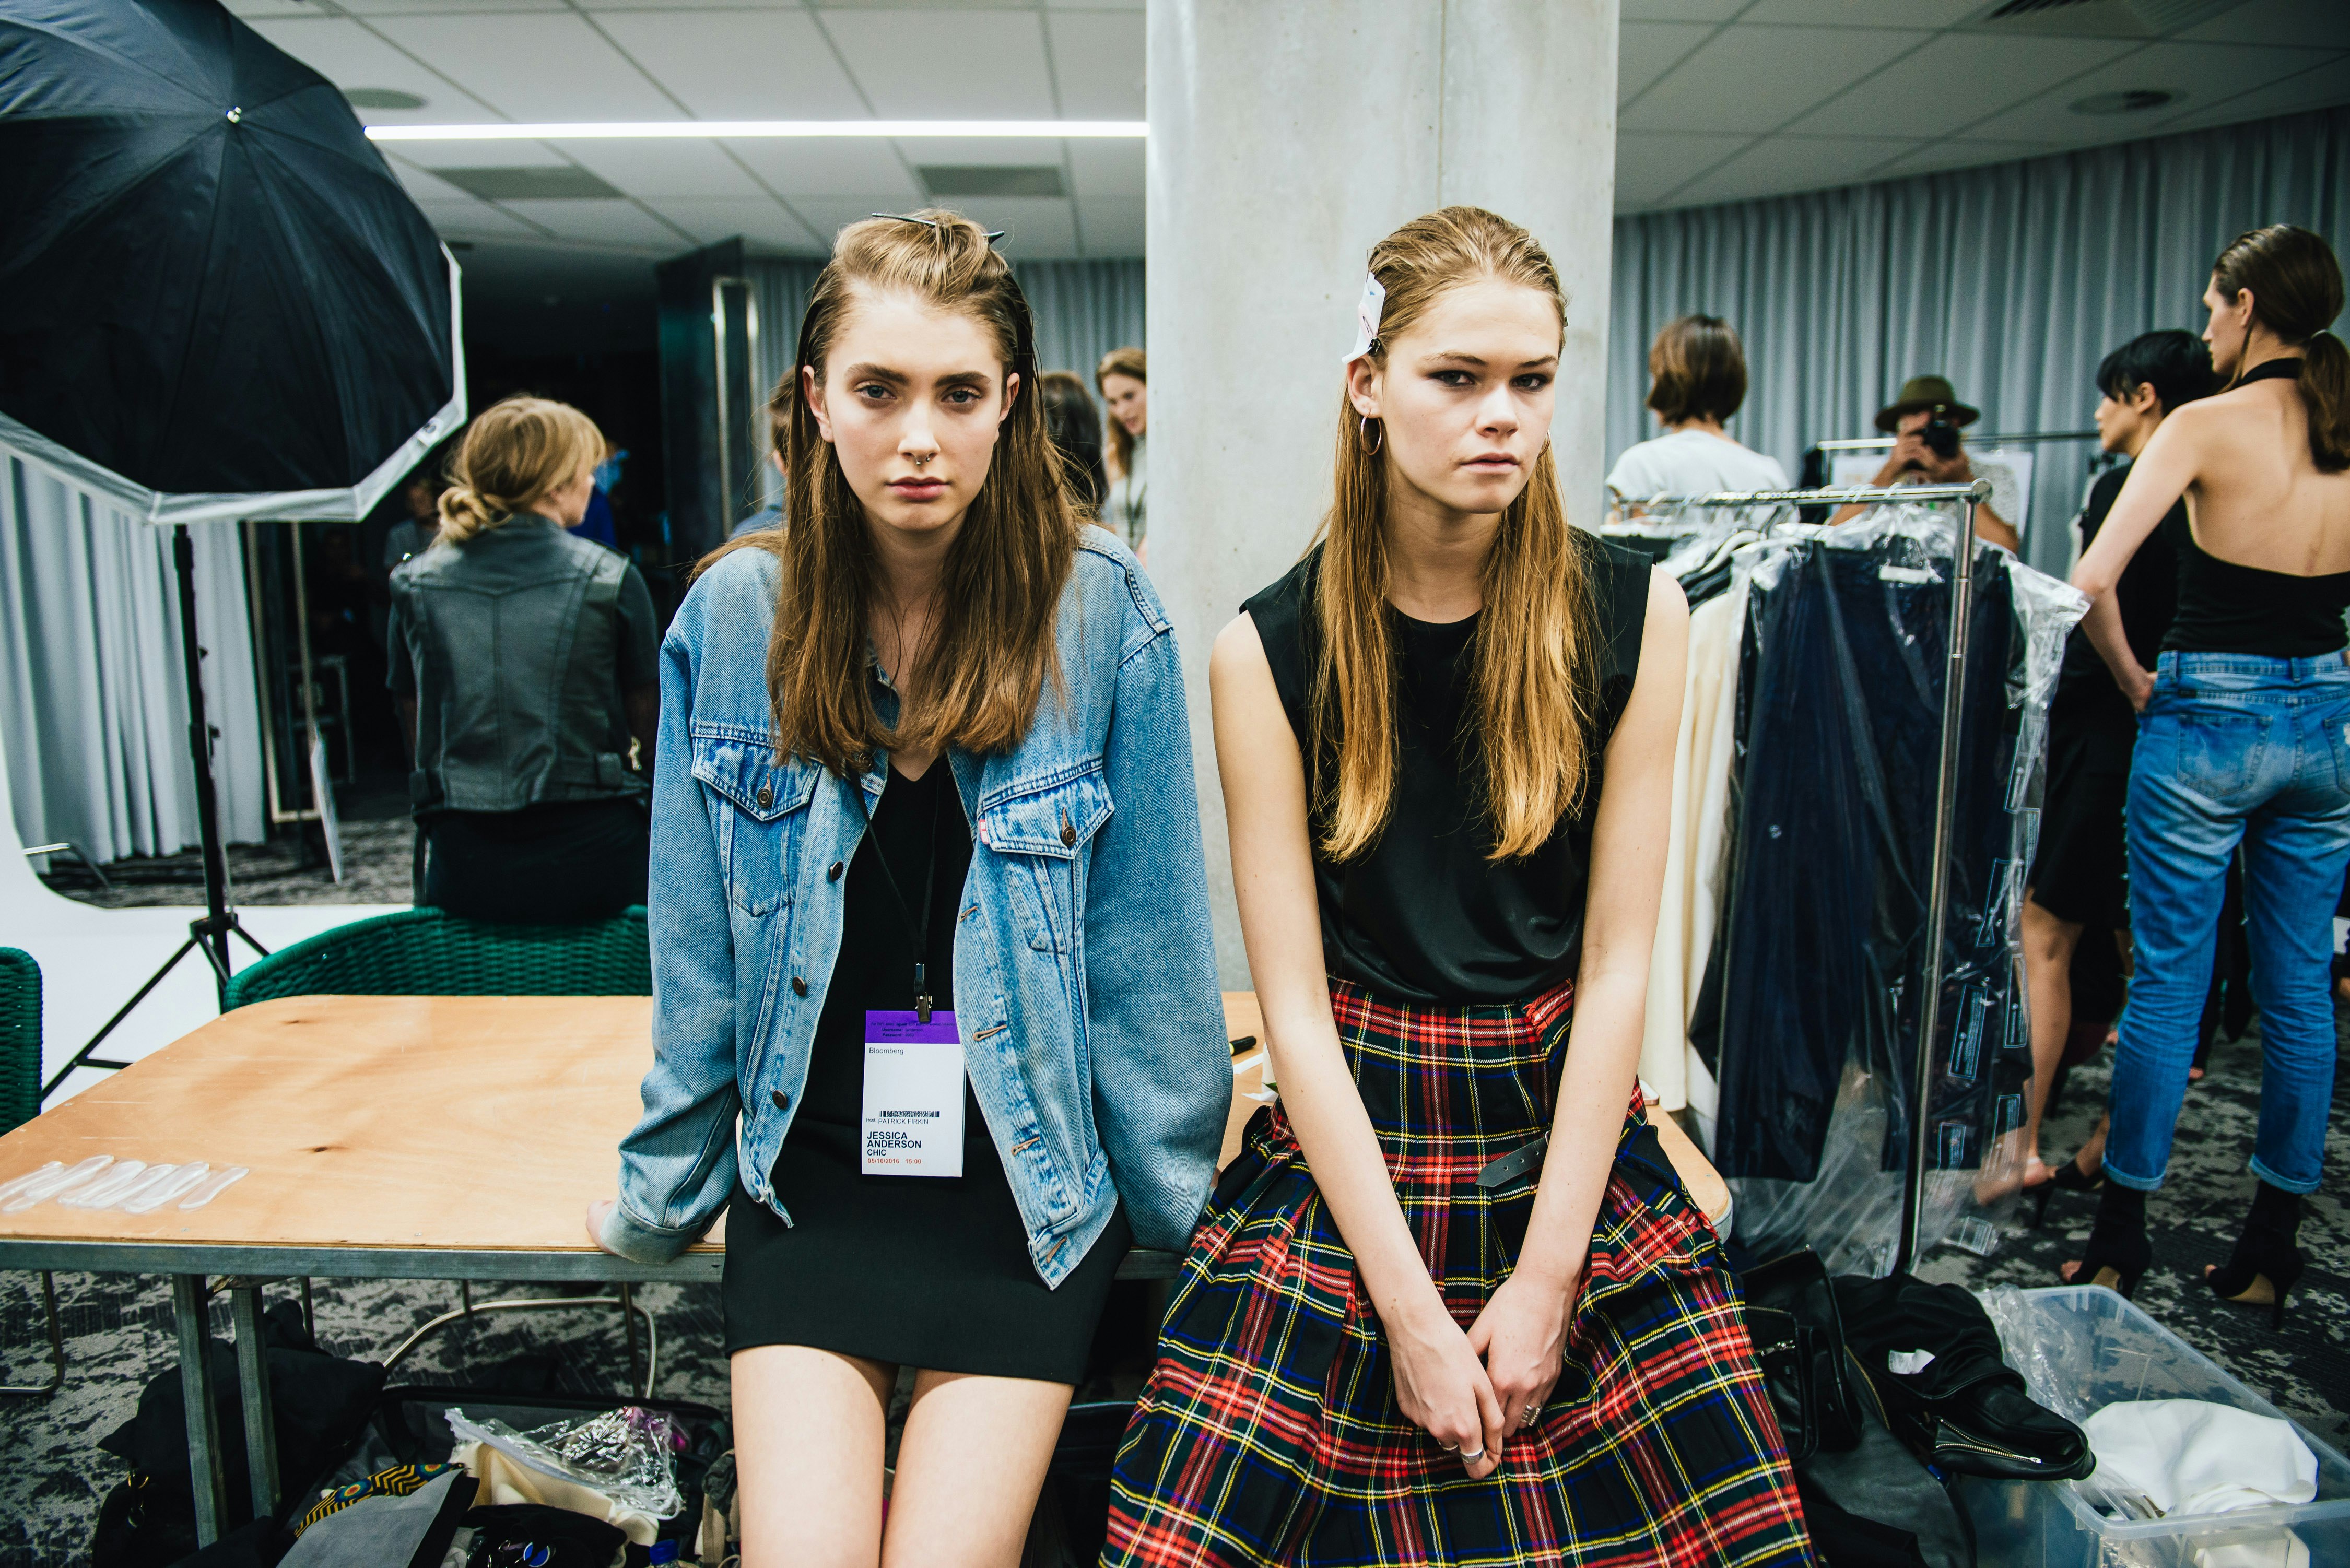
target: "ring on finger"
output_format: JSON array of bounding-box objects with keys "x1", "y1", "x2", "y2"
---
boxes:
[{"x1": 1459, "y1": 1446, "x2": 1486, "y2": 1462}]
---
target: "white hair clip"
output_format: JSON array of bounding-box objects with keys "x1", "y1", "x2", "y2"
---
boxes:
[{"x1": 1344, "y1": 273, "x2": 1386, "y2": 363}]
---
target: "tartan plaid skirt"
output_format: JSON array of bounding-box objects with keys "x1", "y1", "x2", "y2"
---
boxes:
[{"x1": 1103, "y1": 980, "x2": 1814, "y2": 1567}]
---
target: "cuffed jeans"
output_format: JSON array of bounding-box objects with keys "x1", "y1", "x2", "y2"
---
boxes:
[{"x1": 2110, "y1": 651, "x2": 2350, "y2": 1195}]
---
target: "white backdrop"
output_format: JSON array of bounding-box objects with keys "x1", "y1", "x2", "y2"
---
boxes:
[{"x1": 0, "y1": 456, "x2": 264, "y2": 864}]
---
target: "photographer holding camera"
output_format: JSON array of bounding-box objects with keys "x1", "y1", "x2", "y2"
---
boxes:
[{"x1": 1830, "y1": 374, "x2": 2022, "y2": 551}]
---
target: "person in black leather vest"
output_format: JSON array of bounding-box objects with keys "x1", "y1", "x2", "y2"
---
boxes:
[{"x1": 387, "y1": 396, "x2": 660, "y2": 922}]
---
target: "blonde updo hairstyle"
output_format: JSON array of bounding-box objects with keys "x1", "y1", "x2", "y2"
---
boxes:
[{"x1": 436, "y1": 396, "x2": 605, "y2": 543}]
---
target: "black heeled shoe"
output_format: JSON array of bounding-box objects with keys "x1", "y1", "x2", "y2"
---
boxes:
[
  {"x1": 2029, "y1": 1151, "x2": 2104, "y2": 1229},
  {"x1": 2060, "y1": 1183, "x2": 2148, "y2": 1299},
  {"x1": 2205, "y1": 1182, "x2": 2305, "y2": 1331}
]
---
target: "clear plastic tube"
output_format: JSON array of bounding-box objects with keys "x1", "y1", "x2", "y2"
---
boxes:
[
  {"x1": 3, "y1": 1154, "x2": 113, "y2": 1212},
  {"x1": 60, "y1": 1160, "x2": 149, "y2": 1209},
  {"x1": 176, "y1": 1165, "x2": 249, "y2": 1210},
  {"x1": 122, "y1": 1162, "x2": 211, "y2": 1215}
]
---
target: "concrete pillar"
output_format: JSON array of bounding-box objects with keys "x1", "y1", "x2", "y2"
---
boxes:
[{"x1": 1148, "y1": 0, "x2": 1621, "y2": 985}]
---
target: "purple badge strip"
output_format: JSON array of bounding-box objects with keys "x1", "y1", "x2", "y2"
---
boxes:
[{"x1": 865, "y1": 1009, "x2": 959, "y2": 1044}]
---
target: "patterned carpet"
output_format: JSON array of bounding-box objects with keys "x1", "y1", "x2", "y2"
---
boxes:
[{"x1": 1, "y1": 1021, "x2": 2340, "y2": 1566}]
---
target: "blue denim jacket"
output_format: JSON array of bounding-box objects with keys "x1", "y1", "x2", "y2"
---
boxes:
[{"x1": 601, "y1": 527, "x2": 1229, "y2": 1286}]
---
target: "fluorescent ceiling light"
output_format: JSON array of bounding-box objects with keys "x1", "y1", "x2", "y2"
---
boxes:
[{"x1": 367, "y1": 120, "x2": 1146, "y2": 142}]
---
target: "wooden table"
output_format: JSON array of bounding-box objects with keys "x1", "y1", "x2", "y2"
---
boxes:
[{"x1": 0, "y1": 987, "x2": 1724, "y2": 1543}]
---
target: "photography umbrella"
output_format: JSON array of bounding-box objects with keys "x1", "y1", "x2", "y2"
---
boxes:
[{"x1": 0, "y1": 0, "x2": 465, "y2": 1090}]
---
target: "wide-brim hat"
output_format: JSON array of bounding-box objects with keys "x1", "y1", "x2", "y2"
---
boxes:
[{"x1": 1875, "y1": 374, "x2": 1980, "y2": 432}]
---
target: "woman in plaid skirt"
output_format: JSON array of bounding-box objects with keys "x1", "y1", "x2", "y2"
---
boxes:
[{"x1": 1104, "y1": 208, "x2": 1813, "y2": 1567}]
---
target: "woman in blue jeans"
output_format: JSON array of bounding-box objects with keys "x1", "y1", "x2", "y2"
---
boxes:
[{"x1": 2067, "y1": 224, "x2": 2350, "y2": 1324}]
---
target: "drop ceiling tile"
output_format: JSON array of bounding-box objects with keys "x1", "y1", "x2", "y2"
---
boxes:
[
  {"x1": 410, "y1": 199, "x2": 550, "y2": 240},
  {"x1": 497, "y1": 198, "x2": 696, "y2": 248},
  {"x1": 241, "y1": 17, "x2": 503, "y2": 123},
  {"x1": 897, "y1": 135, "x2": 1080, "y2": 167},
  {"x1": 820, "y1": 10, "x2": 1056, "y2": 117},
  {"x1": 646, "y1": 196, "x2": 822, "y2": 249},
  {"x1": 724, "y1": 139, "x2": 922, "y2": 198},
  {"x1": 412, "y1": 142, "x2": 575, "y2": 170},
  {"x1": 1961, "y1": 40, "x2": 2318, "y2": 140},
  {"x1": 790, "y1": 195, "x2": 1077, "y2": 255},
  {"x1": 1789, "y1": 33, "x2": 2138, "y2": 139},
  {"x1": 1671, "y1": 135, "x2": 1924, "y2": 206},
  {"x1": 544, "y1": 138, "x2": 770, "y2": 198},
  {"x1": 1619, "y1": 25, "x2": 1931, "y2": 135},
  {"x1": 386, "y1": 158, "x2": 473, "y2": 201},
  {"x1": 1621, "y1": 0, "x2": 1743, "y2": 19},
  {"x1": 1075, "y1": 196, "x2": 1143, "y2": 256},
  {"x1": 780, "y1": 195, "x2": 940, "y2": 250},
  {"x1": 580, "y1": 0, "x2": 818, "y2": 8},
  {"x1": 2178, "y1": 0, "x2": 2350, "y2": 49},
  {"x1": 1045, "y1": 0, "x2": 1142, "y2": 9},
  {"x1": 224, "y1": 0, "x2": 321, "y2": 19},
  {"x1": 368, "y1": 13, "x2": 686, "y2": 122},
  {"x1": 1866, "y1": 138, "x2": 2062, "y2": 180},
  {"x1": 1619, "y1": 22, "x2": 1713, "y2": 107},
  {"x1": 1742, "y1": 0, "x2": 1982, "y2": 22},
  {"x1": 2154, "y1": 55, "x2": 2350, "y2": 132},
  {"x1": 1066, "y1": 138, "x2": 1144, "y2": 198},
  {"x1": 591, "y1": 10, "x2": 870, "y2": 120},
  {"x1": 1614, "y1": 131, "x2": 1751, "y2": 206},
  {"x1": 1047, "y1": 11, "x2": 1145, "y2": 117},
  {"x1": 336, "y1": 0, "x2": 568, "y2": 13}
]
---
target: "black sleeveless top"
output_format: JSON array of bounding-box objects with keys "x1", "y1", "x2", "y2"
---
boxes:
[
  {"x1": 1242, "y1": 535, "x2": 1654, "y2": 1004},
  {"x1": 2164, "y1": 358, "x2": 2350, "y2": 658}
]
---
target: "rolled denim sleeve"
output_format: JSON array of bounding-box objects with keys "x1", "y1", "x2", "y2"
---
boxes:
[
  {"x1": 602, "y1": 621, "x2": 744, "y2": 1263},
  {"x1": 1083, "y1": 619, "x2": 1229, "y2": 1251}
]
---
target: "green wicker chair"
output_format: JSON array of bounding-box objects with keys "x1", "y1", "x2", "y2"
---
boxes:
[
  {"x1": 1, "y1": 948, "x2": 63, "y2": 1397},
  {"x1": 223, "y1": 906, "x2": 651, "y2": 1010},
  {"x1": 219, "y1": 910, "x2": 659, "y2": 1392}
]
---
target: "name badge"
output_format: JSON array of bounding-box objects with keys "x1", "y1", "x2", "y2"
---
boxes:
[{"x1": 861, "y1": 1010, "x2": 965, "y2": 1177}]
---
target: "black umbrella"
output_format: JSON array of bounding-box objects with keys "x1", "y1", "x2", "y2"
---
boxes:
[
  {"x1": 0, "y1": 0, "x2": 465, "y2": 1193},
  {"x1": 0, "y1": 0, "x2": 463, "y2": 521}
]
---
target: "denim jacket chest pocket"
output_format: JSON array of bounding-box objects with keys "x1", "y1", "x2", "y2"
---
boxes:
[
  {"x1": 691, "y1": 731, "x2": 820, "y2": 917},
  {"x1": 979, "y1": 765, "x2": 1113, "y2": 953}
]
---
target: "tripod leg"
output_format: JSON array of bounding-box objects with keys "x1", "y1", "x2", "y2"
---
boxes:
[{"x1": 41, "y1": 937, "x2": 202, "y2": 1099}]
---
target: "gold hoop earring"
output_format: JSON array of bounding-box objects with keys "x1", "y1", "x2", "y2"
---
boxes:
[{"x1": 1360, "y1": 415, "x2": 1382, "y2": 456}]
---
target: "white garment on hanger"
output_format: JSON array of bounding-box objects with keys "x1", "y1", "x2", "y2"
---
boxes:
[{"x1": 1638, "y1": 579, "x2": 1744, "y2": 1142}]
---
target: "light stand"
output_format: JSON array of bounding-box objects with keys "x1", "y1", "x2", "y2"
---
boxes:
[{"x1": 40, "y1": 523, "x2": 270, "y2": 1098}]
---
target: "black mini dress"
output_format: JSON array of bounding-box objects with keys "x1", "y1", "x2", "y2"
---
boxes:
[{"x1": 720, "y1": 761, "x2": 1130, "y2": 1382}]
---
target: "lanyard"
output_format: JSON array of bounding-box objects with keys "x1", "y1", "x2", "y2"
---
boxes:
[{"x1": 850, "y1": 767, "x2": 953, "y2": 1022}]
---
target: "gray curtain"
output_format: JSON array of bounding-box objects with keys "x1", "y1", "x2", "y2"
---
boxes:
[
  {"x1": 1608, "y1": 105, "x2": 2350, "y2": 580},
  {"x1": 0, "y1": 455, "x2": 265, "y2": 863},
  {"x1": 744, "y1": 255, "x2": 1146, "y2": 512}
]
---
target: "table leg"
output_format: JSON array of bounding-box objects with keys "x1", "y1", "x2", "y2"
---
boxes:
[
  {"x1": 229, "y1": 1284, "x2": 280, "y2": 1521},
  {"x1": 171, "y1": 1275, "x2": 229, "y2": 1546}
]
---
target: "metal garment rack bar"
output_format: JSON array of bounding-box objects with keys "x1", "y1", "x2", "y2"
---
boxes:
[
  {"x1": 1626, "y1": 479, "x2": 1991, "y2": 1275},
  {"x1": 1814, "y1": 431, "x2": 2097, "y2": 451}
]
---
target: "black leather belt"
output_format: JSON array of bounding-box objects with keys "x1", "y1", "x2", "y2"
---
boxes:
[{"x1": 1475, "y1": 1133, "x2": 1548, "y2": 1190}]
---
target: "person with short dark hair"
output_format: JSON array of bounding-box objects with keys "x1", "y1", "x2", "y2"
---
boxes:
[
  {"x1": 1605, "y1": 313, "x2": 1787, "y2": 506},
  {"x1": 2015, "y1": 329, "x2": 2214, "y2": 1205}
]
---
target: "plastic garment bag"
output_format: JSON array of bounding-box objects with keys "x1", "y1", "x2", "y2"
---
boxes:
[{"x1": 1690, "y1": 507, "x2": 2083, "y2": 1272}]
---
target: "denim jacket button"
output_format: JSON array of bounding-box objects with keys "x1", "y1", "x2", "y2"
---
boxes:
[
  {"x1": 757, "y1": 785, "x2": 773, "y2": 808},
  {"x1": 1060, "y1": 821, "x2": 1076, "y2": 847},
  {"x1": 770, "y1": 1088, "x2": 790, "y2": 1111},
  {"x1": 791, "y1": 975, "x2": 809, "y2": 997},
  {"x1": 827, "y1": 860, "x2": 844, "y2": 881}
]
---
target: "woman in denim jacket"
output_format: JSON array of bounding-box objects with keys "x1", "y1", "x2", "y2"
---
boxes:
[{"x1": 589, "y1": 210, "x2": 1228, "y2": 1568}]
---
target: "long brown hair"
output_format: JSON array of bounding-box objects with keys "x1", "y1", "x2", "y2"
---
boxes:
[
  {"x1": 703, "y1": 210, "x2": 1079, "y2": 774},
  {"x1": 1312, "y1": 206, "x2": 1597, "y2": 862},
  {"x1": 2211, "y1": 224, "x2": 2349, "y2": 473},
  {"x1": 436, "y1": 396, "x2": 603, "y2": 543},
  {"x1": 1095, "y1": 346, "x2": 1146, "y2": 479}
]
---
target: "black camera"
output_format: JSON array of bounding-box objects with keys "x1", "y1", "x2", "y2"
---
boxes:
[{"x1": 1919, "y1": 408, "x2": 1960, "y2": 461}]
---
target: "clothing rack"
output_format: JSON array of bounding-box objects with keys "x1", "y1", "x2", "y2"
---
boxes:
[{"x1": 1621, "y1": 479, "x2": 1993, "y2": 1277}]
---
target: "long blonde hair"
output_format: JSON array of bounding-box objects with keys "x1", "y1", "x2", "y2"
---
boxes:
[
  {"x1": 1095, "y1": 346, "x2": 1146, "y2": 479},
  {"x1": 700, "y1": 210, "x2": 1080, "y2": 776},
  {"x1": 1312, "y1": 206, "x2": 1596, "y2": 862},
  {"x1": 436, "y1": 396, "x2": 603, "y2": 542}
]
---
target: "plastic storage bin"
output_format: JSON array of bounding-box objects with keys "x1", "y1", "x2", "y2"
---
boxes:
[{"x1": 1959, "y1": 1285, "x2": 2350, "y2": 1567}]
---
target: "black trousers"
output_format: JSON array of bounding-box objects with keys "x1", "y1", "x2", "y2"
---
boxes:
[{"x1": 419, "y1": 797, "x2": 648, "y2": 924}]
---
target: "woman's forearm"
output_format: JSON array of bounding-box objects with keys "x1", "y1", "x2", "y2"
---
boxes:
[
  {"x1": 1514, "y1": 967, "x2": 1645, "y2": 1287},
  {"x1": 1262, "y1": 998, "x2": 1451, "y2": 1327},
  {"x1": 2081, "y1": 592, "x2": 2152, "y2": 707}
]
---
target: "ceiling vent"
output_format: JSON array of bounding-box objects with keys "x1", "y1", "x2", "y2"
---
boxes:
[
  {"x1": 1973, "y1": 0, "x2": 2237, "y2": 37},
  {"x1": 430, "y1": 166, "x2": 624, "y2": 201},
  {"x1": 344, "y1": 87, "x2": 425, "y2": 110},
  {"x1": 917, "y1": 164, "x2": 1065, "y2": 199}
]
